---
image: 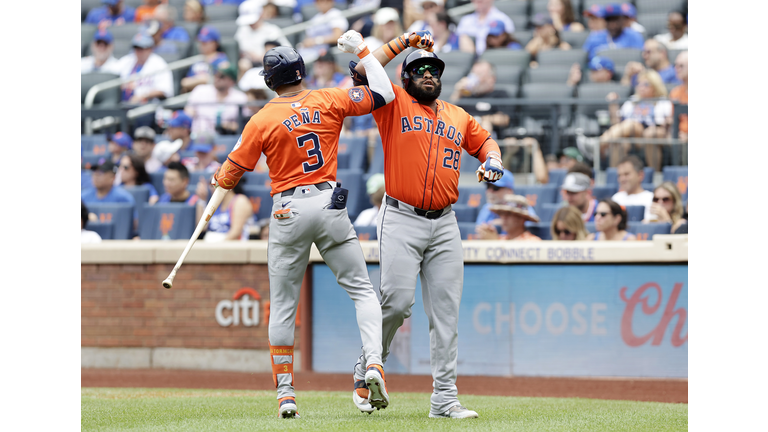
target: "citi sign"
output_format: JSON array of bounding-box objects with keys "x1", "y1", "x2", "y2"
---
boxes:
[{"x1": 215, "y1": 287, "x2": 262, "y2": 327}]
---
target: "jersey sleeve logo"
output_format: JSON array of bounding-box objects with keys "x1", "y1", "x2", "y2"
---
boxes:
[{"x1": 348, "y1": 88, "x2": 365, "y2": 103}]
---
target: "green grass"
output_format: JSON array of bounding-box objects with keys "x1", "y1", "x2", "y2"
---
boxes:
[{"x1": 82, "y1": 388, "x2": 687, "y2": 432}]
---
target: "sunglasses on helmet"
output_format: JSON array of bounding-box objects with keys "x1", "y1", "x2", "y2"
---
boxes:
[{"x1": 410, "y1": 64, "x2": 441, "y2": 79}]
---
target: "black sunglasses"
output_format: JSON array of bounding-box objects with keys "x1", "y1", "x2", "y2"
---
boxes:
[
  {"x1": 486, "y1": 184, "x2": 502, "y2": 191},
  {"x1": 555, "y1": 228, "x2": 573, "y2": 236},
  {"x1": 410, "y1": 64, "x2": 441, "y2": 79},
  {"x1": 597, "y1": 212, "x2": 610, "y2": 217},
  {"x1": 652, "y1": 196, "x2": 672, "y2": 203}
]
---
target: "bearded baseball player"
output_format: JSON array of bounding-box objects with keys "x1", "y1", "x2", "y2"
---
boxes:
[
  {"x1": 213, "y1": 33, "x2": 399, "y2": 419},
  {"x1": 348, "y1": 37, "x2": 505, "y2": 419}
]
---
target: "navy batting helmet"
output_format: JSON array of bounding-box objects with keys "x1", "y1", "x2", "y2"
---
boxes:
[
  {"x1": 259, "y1": 47, "x2": 307, "y2": 91},
  {"x1": 400, "y1": 49, "x2": 446, "y2": 89}
]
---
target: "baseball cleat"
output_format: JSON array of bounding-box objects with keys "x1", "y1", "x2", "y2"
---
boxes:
[
  {"x1": 353, "y1": 379, "x2": 375, "y2": 414},
  {"x1": 278, "y1": 396, "x2": 300, "y2": 419},
  {"x1": 364, "y1": 364, "x2": 389, "y2": 410},
  {"x1": 429, "y1": 405, "x2": 479, "y2": 419}
]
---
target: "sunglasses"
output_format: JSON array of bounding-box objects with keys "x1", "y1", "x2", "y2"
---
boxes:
[
  {"x1": 652, "y1": 196, "x2": 672, "y2": 203},
  {"x1": 597, "y1": 212, "x2": 610, "y2": 217},
  {"x1": 668, "y1": 23, "x2": 684, "y2": 29},
  {"x1": 486, "y1": 184, "x2": 502, "y2": 191},
  {"x1": 410, "y1": 64, "x2": 441, "y2": 79},
  {"x1": 120, "y1": 164, "x2": 132, "y2": 170},
  {"x1": 555, "y1": 228, "x2": 573, "y2": 236}
]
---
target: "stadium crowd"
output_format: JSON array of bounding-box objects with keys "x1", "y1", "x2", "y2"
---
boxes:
[{"x1": 81, "y1": 0, "x2": 688, "y2": 242}]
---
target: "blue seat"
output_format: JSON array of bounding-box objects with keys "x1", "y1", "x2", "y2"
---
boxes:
[
  {"x1": 149, "y1": 172, "x2": 166, "y2": 196},
  {"x1": 242, "y1": 171, "x2": 272, "y2": 188},
  {"x1": 513, "y1": 185, "x2": 558, "y2": 212},
  {"x1": 548, "y1": 169, "x2": 567, "y2": 188},
  {"x1": 662, "y1": 166, "x2": 688, "y2": 201},
  {"x1": 86, "y1": 221, "x2": 114, "y2": 240},
  {"x1": 528, "y1": 223, "x2": 552, "y2": 240},
  {"x1": 538, "y1": 202, "x2": 562, "y2": 223},
  {"x1": 458, "y1": 222, "x2": 478, "y2": 240},
  {"x1": 605, "y1": 167, "x2": 656, "y2": 186},
  {"x1": 139, "y1": 204, "x2": 197, "y2": 240},
  {"x1": 85, "y1": 203, "x2": 135, "y2": 240},
  {"x1": 641, "y1": 183, "x2": 655, "y2": 193},
  {"x1": 625, "y1": 205, "x2": 645, "y2": 222},
  {"x1": 337, "y1": 136, "x2": 367, "y2": 170},
  {"x1": 459, "y1": 149, "x2": 479, "y2": 173},
  {"x1": 456, "y1": 186, "x2": 486, "y2": 209},
  {"x1": 81, "y1": 170, "x2": 93, "y2": 190},
  {"x1": 452, "y1": 205, "x2": 478, "y2": 223},
  {"x1": 367, "y1": 137, "x2": 384, "y2": 175},
  {"x1": 336, "y1": 169, "x2": 366, "y2": 219},
  {"x1": 124, "y1": 185, "x2": 151, "y2": 205},
  {"x1": 592, "y1": 185, "x2": 618, "y2": 200},
  {"x1": 242, "y1": 185, "x2": 274, "y2": 222},
  {"x1": 627, "y1": 223, "x2": 672, "y2": 241},
  {"x1": 354, "y1": 225, "x2": 377, "y2": 241},
  {"x1": 81, "y1": 152, "x2": 106, "y2": 169},
  {"x1": 81, "y1": 134, "x2": 107, "y2": 153}
]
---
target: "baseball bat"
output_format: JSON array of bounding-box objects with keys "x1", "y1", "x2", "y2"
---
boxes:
[{"x1": 162, "y1": 186, "x2": 230, "y2": 289}]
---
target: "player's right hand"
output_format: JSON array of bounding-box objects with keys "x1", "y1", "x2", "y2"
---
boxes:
[
  {"x1": 475, "y1": 152, "x2": 504, "y2": 182},
  {"x1": 406, "y1": 31, "x2": 434, "y2": 52},
  {"x1": 337, "y1": 30, "x2": 368, "y2": 56}
]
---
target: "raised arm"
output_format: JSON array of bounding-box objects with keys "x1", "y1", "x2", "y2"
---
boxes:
[
  {"x1": 352, "y1": 31, "x2": 435, "y2": 77},
  {"x1": 337, "y1": 30, "x2": 396, "y2": 107}
]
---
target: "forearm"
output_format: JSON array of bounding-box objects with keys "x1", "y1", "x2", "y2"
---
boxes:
[
  {"x1": 355, "y1": 34, "x2": 411, "y2": 76},
  {"x1": 530, "y1": 139, "x2": 549, "y2": 184},
  {"x1": 358, "y1": 51, "x2": 395, "y2": 104}
]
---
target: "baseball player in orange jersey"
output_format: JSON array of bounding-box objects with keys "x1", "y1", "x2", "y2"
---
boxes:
[
  {"x1": 212, "y1": 31, "x2": 414, "y2": 418},
  {"x1": 347, "y1": 36, "x2": 505, "y2": 419}
]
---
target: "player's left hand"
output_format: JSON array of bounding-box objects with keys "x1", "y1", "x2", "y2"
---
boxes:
[
  {"x1": 476, "y1": 152, "x2": 504, "y2": 182},
  {"x1": 337, "y1": 30, "x2": 368, "y2": 56},
  {"x1": 406, "y1": 31, "x2": 435, "y2": 52}
]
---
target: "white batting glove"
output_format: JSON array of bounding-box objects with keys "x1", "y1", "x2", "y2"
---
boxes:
[
  {"x1": 476, "y1": 152, "x2": 504, "y2": 182},
  {"x1": 337, "y1": 30, "x2": 369, "y2": 57}
]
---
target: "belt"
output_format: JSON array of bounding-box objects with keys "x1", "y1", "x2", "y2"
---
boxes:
[
  {"x1": 280, "y1": 182, "x2": 332, "y2": 197},
  {"x1": 385, "y1": 196, "x2": 450, "y2": 220}
]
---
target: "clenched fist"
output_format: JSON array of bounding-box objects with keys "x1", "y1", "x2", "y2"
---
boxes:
[
  {"x1": 406, "y1": 31, "x2": 435, "y2": 52},
  {"x1": 337, "y1": 30, "x2": 369, "y2": 57}
]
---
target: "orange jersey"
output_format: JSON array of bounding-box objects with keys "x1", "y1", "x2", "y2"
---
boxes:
[
  {"x1": 227, "y1": 87, "x2": 377, "y2": 195},
  {"x1": 374, "y1": 84, "x2": 501, "y2": 210}
]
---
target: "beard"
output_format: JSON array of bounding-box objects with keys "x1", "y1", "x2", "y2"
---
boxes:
[{"x1": 406, "y1": 79, "x2": 442, "y2": 103}]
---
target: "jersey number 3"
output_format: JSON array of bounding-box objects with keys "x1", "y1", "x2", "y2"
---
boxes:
[{"x1": 297, "y1": 132, "x2": 324, "y2": 173}]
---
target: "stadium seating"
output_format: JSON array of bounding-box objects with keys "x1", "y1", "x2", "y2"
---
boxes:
[
  {"x1": 242, "y1": 185, "x2": 274, "y2": 222},
  {"x1": 82, "y1": 170, "x2": 93, "y2": 190},
  {"x1": 519, "y1": 83, "x2": 574, "y2": 123},
  {"x1": 82, "y1": 73, "x2": 121, "y2": 108},
  {"x1": 591, "y1": 185, "x2": 618, "y2": 200},
  {"x1": 536, "y1": 50, "x2": 588, "y2": 68},
  {"x1": 81, "y1": 134, "x2": 108, "y2": 153},
  {"x1": 528, "y1": 223, "x2": 552, "y2": 240},
  {"x1": 561, "y1": 31, "x2": 590, "y2": 49},
  {"x1": 526, "y1": 66, "x2": 573, "y2": 84},
  {"x1": 456, "y1": 186, "x2": 486, "y2": 209},
  {"x1": 628, "y1": 222, "x2": 672, "y2": 240},
  {"x1": 337, "y1": 136, "x2": 367, "y2": 171},
  {"x1": 496, "y1": 0, "x2": 529, "y2": 17},
  {"x1": 81, "y1": 152, "x2": 105, "y2": 169},
  {"x1": 596, "y1": 49, "x2": 643, "y2": 70},
  {"x1": 124, "y1": 185, "x2": 151, "y2": 205},
  {"x1": 367, "y1": 137, "x2": 384, "y2": 175},
  {"x1": 538, "y1": 202, "x2": 561, "y2": 223},
  {"x1": 108, "y1": 23, "x2": 144, "y2": 40},
  {"x1": 81, "y1": 24, "x2": 96, "y2": 56},
  {"x1": 662, "y1": 166, "x2": 688, "y2": 200},
  {"x1": 480, "y1": 50, "x2": 530, "y2": 70},
  {"x1": 354, "y1": 225, "x2": 377, "y2": 241},
  {"x1": 205, "y1": 4, "x2": 239, "y2": 21},
  {"x1": 452, "y1": 205, "x2": 479, "y2": 223},
  {"x1": 86, "y1": 221, "x2": 115, "y2": 240},
  {"x1": 636, "y1": 0, "x2": 685, "y2": 14},
  {"x1": 149, "y1": 172, "x2": 166, "y2": 196},
  {"x1": 336, "y1": 169, "x2": 367, "y2": 219},
  {"x1": 139, "y1": 204, "x2": 197, "y2": 240},
  {"x1": 85, "y1": 203, "x2": 135, "y2": 240},
  {"x1": 458, "y1": 222, "x2": 479, "y2": 240},
  {"x1": 512, "y1": 31, "x2": 533, "y2": 47},
  {"x1": 81, "y1": 0, "x2": 100, "y2": 22},
  {"x1": 625, "y1": 205, "x2": 645, "y2": 222},
  {"x1": 242, "y1": 171, "x2": 272, "y2": 188},
  {"x1": 513, "y1": 184, "x2": 558, "y2": 212},
  {"x1": 547, "y1": 169, "x2": 568, "y2": 188},
  {"x1": 508, "y1": 14, "x2": 529, "y2": 30}
]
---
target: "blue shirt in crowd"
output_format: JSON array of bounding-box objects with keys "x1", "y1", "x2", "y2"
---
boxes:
[
  {"x1": 82, "y1": 186, "x2": 136, "y2": 205},
  {"x1": 84, "y1": 6, "x2": 136, "y2": 26},
  {"x1": 630, "y1": 64, "x2": 681, "y2": 87},
  {"x1": 583, "y1": 28, "x2": 644, "y2": 59}
]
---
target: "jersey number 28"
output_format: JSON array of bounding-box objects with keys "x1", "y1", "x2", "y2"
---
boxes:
[
  {"x1": 297, "y1": 132, "x2": 325, "y2": 173},
  {"x1": 442, "y1": 148, "x2": 461, "y2": 171}
]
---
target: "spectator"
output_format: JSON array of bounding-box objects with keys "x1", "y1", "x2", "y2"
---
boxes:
[
  {"x1": 654, "y1": 11, "x2": 688, "y2": 50},
  {"x1": 185, "y1": 61, "x2": 249, "y2": 136},
  {"x1": 117, "y1": 154, "x2": 160, "y2": 205},
  {"x1": 153, "y1": 138, "x2": 184, "y2": 167},
  {"x1": 558, "y1": 146, "x2": 585, "y2": 170},
  {"x1": 82, "y1": 29, "x2": 121, "y2": 74},
  {"x1": 619, "y1": 3, "x2": 645, "y2": 34},
  {"x1": 158, "y1": 162, "x2": 206, "y2": 221},
  {"x1": 117, "y1": 32, "x2": 174, "y2": 105},
  {"x1": 587, "y1": 198, "x2": 636, "y2": 240},
  {"x1": 364, "y1": 8, "x2": 404, "y2": 51},
  {"x1": 235, "y1": 2, "x2": 291, "y2": 75},
  {"x1": 582, "y1": 4, "x2": 606, "y2": 32},
  {"x1": 611, "y1": 155, "x2": 653, "y2": 221},
  {"x1": 130, "y1": 126, "x2": 163, "y2": 173},
  {"x1": 567, "y1": 55, "x2": 614, "y2": 87},
  {"x1": 81, "y1": 201, "x2": 103, "y2": 244},
  {"x1": 145, "y1": 5, "x2": 190, "y2": 55},
  {"x1": 182, "y1": 133, "x2": 222, "y2": 173},
  {"x1": 84, "y1": 0, "x2": 137, "y2": 26},
  {"x1": 82, "y1": 160, "x2": 137, "y2": 205},
  {"x1": 499, "y1": 137, "x2": 549, "y2": 185},
  {"x1": 297, "y1": 0, "x2": 349, "y2": 63},
  {"x1": 244, "y1": 87, "x2": 270, "y2": 116},
  {"x1": 526, "y1": 14, "x2": 571, "y2": 66},
  {"x1": 135, "y1": 0, "x2": 162, "y2": 22},
  {"x1": 306, "y1": 51, "x2": 353, "y2": 89},
  {"x1": 621, "y1": 39, "x2": 681, "y2": 88},
  {"x1": 550, "y1": 205, "x2": 589, "y2": 240},
  {"x1": 560, "y1": 171, "x2": 597, "y2": 222},
  {"x1": 669, "y1": 51, "x2": 688, "y2": 142},
  {"x1": 673, "y1": 200, "x2": 688, "y2": 234},
  {"x1": 107, "y1": 132, "x2": 133, "y2": 164},
  {"x1": 475, "y1": 169, "x2": 539, "y2": 232},
  {"x1": 181, "y1": 26, "x2": 229, "y2": 93},
  {"x1": 406, "y1": 0, "x2": 444, "y2": 33},
  {"x1": 646, "y1": 181, "x2": 686, "y2": 233},
  {"x1": 450, "y1": 61, "x2": 510, "y2": 134},
  {"x1": 238, "y1": 40, "x2": 282, "y2": 93},
  {"x1": 202, "y1": 180, "x2": 254, "y2": 242},
  {"x1": 586, "y1": 69, "x2": 671, "y2": 168},
  {"x1": 354, "y1": 174, "x2": 386, "y2": 227},
  {"x1": 582, "y1": 3, "x2": 643, "y2": 60},
  {"x1": 183, "y1": 0, "x2": 206, "y2": 24},
  {"x1": 425, "y1": 11, "x2": 467, "y2": 53},
  {"x1": 456, "y1": 0, "x2": 514, "y2": 56},
  {"x1": 484, "y1": 19, "x2": 523, "y2": 51},
  {"x1": 476, "y1": 194, "x2": 542, "y2": 241},
  {"x1": 163, "y1": 110, "x2": 194, "y2": 152},
  {"x1": 548, "y1": 0, "x2": 585, "y2": 32}
]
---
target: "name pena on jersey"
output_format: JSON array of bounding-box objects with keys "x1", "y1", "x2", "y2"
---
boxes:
[
  {"x1": 281, "y1": 107, "x2": 322, "y2": 132},
  {"x1": 400, "y1": 116, "x2": 463, "y2": 147}
]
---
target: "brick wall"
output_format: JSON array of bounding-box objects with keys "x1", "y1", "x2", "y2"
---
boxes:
[{"x1": 81, "y1": 264, "x2": 302, "y2": 351}]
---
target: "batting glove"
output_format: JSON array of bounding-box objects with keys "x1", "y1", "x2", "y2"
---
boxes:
[
  {"x1": 406, "y1": 31, "x2": 435, "y2": 52},
  {"x1": 338, "y1": 30, "x2": 370, "y2": 58},
  {"x1": 476, "y1": 152, "x2": 504, "y2": 182}
]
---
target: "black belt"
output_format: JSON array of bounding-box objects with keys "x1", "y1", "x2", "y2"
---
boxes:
[
  {"x1": 280, "y1": 182, "x2": 332, "y2": 197},
  {"x1": 385, "y1": 196, "x2": 450, "y2": 220}
]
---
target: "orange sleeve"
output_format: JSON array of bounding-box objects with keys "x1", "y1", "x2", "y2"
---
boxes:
[
  {"x1": 327, "y1": 86, "x2": 375, "y2": 118},
  {"x1": 226, "y1": 120, "x2": 263, "y2": 171},
  {"x1": 462, "y1": 114, "x2": 501, "y2": 162}
]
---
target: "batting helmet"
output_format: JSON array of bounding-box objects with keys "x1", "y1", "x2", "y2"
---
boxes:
[
  {"x1": 259, "y1": 47, "x2": 307, "y2": 91},
  {"x1": 400, "y1": 49, "x2": 446, "y2": 89}
]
